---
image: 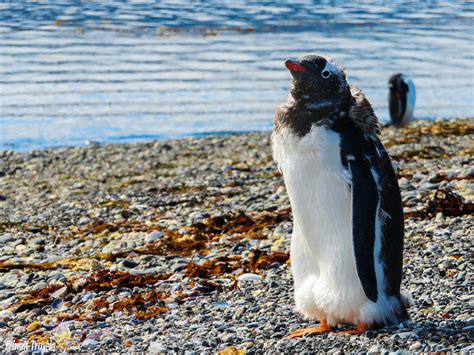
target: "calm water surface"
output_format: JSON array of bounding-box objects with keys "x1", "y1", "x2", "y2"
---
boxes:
[{"x1": 0, "y1": 1, "x2": 473, "y2": 151}]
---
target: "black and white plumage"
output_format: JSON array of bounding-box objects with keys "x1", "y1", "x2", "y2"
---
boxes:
[
  {"x1": 388, "y1": 73, "x2": 416, "y2": 126},
  {"x1": 272, "y1": 55, "x2": 410, "y2": 337}
]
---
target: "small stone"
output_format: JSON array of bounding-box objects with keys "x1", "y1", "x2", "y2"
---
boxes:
[
  {"x1": 121, "y1": 259, "x2": 138, "y2": 268},
  {"x1": 0, "y1": 234, "x2": 14, "y2": 243},
  {"x1": 81, "y1": 293, "x2": 95, "y2": 303},
  {"x1": 0, "y1": 310, "x2": 13, "y2": 321},
  {"x1": 51, "y1": 286, "x2": 67, "y2": 298},
  {"x1": 82, "y1": 339, "x2": 98, "y2": 348},
  {"x1": 138, "y1": 267, "x2": 157, "y2": 274},
  {"x1": 435, "y1": 212, "x2": 444, "y2": 222},
  {"x1": 461, "y1": 345, "x2": 474, "y2": 352},
  {"x1": 27, "y1": 226, "x2": 42, "y2": 233},
  {"x1": 160, "y1": 143, "x2": 172, "y2": 151},
  {"x1": 409, "y1": 341, "x2": 422, "y2": 351},
  {"x1": 368, "y1": 345, "x2": 381, "y2": 353},
  {"x1": 26, "y1": 321, "x2": 41, "y2": 332},
  {"x1": 237, "y1": 273, "x2": 261, "y2": 282},
  {"x1": 165, "y1": 314, "x2": 180, "y2": 321},
  {"x1": 442, "y1": 259, "x2": 454, "y2": 269},
  {"x1": 30, "y1": 237, "x2": 46, "y2": 245},
  {"x1": 78, "y1": 216, "x2": 90, "y2": 224},
  {"x1": 462, "y1": 325, "x2": 474, "y2": 334},
  {"x1": 365, "y1": 330, "x2": 377, "y2": 339},
  {"x1": 149, "y1": 341, "x2": 167, "y2": 352},
  {"x1": 146, "y1": 231, "x2": 163, "y2": 243},
  {"x1": 171, "y1": 260, "x2": 188, "y2": 272},
  {"x1": 48, "y1": 271, "x2": 66, "y2": 282},
  {"x1": 221, "y1": 333, "x2": 236, "y2": 343},
  {"x1": 467, "y1": 317, "x2": 474, "y2": 327},
  {"x1": 269, "y1": 280, "x2": 279, "y2": 288},
  {"x1": 246, "y1": 322, "x2": 259, "y2": 329},
  {"x1": 51, "y1": 298, "x2": 66, "y2": 311},
  {"x1": 28, "y1": 308, "x2": 48, "y2": 318}
]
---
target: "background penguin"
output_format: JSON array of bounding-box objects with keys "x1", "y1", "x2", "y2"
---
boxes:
[
  {"x1": 272, "y1": 55, "x2": 410, "y2": 337},
  {"x1": 388, "y1": 73, "x2": 416, "y2": 126}
]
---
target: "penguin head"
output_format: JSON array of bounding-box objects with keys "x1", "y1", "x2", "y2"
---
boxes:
[
  {"x1": 285, "y1": 55, "x2": 349, "y2": 105},
  {"x1": 388, "y1": 73, "x2": 416, "y2": 126}
]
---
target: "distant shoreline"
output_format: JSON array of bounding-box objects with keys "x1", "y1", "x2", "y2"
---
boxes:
[{"x1": 2, "y1": 116, "x2": 473, "y2": 153}]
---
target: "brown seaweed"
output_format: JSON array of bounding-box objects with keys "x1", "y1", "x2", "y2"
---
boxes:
[
  {"x1": 83, "y1": 270, "x2": 171, "y2": 292},
  {"x1": 112, "y1": 290, "x2": 167, "y2": 312},
  {"x1": 384, "y1": 120, "x2": 474, "y2": 148},
  {"x1": 186, "y1": 256, "x2": 242, "y2": 278},
  {"x1": 140, "y1": 209, "x2": 291, "y2": 256},
  {"x1": 244, "y1": 250, "x2": 290, "y2": 271},
  {"x1": 185, "y1": 250, "x2": 290, "y2": 278},
  {"x1": 405, "y1": 188, "x2": 474, "y2": 219}
]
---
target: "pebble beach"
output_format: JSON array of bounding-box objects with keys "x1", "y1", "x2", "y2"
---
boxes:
[{"x1": 0, "y1": 118, "x2": 473, "y2": 353}]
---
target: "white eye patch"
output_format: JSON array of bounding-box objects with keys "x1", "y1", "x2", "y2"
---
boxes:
[
  {"x1": 321, "y1": 70, "x2": 331, "y2": 78},
  {"x1": 322, "y1": 60, "x2": 339, "y2": 75}
]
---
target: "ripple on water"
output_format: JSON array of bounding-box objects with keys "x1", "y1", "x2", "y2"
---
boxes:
[{"x1": 0, "y1": 1, "x2": 473, "y2": 150}]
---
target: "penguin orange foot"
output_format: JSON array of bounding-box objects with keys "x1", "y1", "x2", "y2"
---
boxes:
[
  {"x1": 288, "y1": 319, "x2": 331, "y2": 339},
  {"x1": 332, "y1": 322, "x2": 370, "y2": 335}
]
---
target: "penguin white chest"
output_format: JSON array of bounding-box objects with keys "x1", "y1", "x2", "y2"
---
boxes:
[{"x1": 272, "y1": 125, "x2": 369, "y2": 325}]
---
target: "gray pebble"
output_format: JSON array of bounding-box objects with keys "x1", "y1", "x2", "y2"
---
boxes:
[
  {"x1": 462, "y1": 325, "x2": 474, "y2": 334},
  {"x1": 165, "y1": 314, "x2": 180, "y2": 321},
  {"x1": 121, "y1": 259, "x2": 139, "y2": 268},
  {"x1": 146, "y1": 231, "x2": 163, "y2": 243},
  {"x1": 0, "y1": 234, "x2": 14, "y2": 243},
  {"x1": 148, "y1": 341, "x2": 168, "y2": 352},
  {"x1": 409, "y1": 341, "x2": 422, "y2": 351},
  {"x1": 246, "y1": 322, "x2": 259, "y2": 329}
]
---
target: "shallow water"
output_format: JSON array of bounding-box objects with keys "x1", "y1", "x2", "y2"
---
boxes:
[{"x1": 0, "y1": 1, "x2": 473, "y2": 151}]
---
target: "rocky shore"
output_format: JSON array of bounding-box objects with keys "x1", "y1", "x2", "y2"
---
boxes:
[{"x1": 0, "y1": 119, "x2": 473, "y2": 353}]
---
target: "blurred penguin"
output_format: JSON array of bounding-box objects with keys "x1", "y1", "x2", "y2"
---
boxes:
[{"x1": 388, "y1": 74, "x2": 416, "y2": 126}]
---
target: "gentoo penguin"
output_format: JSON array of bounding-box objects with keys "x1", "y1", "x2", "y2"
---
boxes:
[
  {"x1": 272, "y1": 55, "x2": 409, "y2": 337},
  {"x1": 388, "y1": 73, "x2": 416, "y2": 126}
]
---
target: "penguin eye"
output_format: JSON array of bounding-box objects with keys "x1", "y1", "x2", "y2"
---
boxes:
[{"x1": 321, "y1": 70, "x2": 331, "y2": 79}]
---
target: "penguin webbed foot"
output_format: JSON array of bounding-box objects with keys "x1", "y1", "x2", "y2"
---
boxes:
[
  {"x1": 331, "y1": 322, "x2": 369, "y2": 335},
  {"x1": 287, "y1": 319, "x2": 331, "y2": 339}
]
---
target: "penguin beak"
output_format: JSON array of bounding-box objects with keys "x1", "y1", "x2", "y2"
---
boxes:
[{"x1": 285, "y1": 60, "x2": 308, "y2": 73}]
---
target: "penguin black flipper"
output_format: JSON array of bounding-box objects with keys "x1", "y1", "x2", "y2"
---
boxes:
[
  {"x1": 372, "y1": 140, "x2": 405, "y2": 301},
  {"x1": 338, "y1": 119, "x2": 405, "y2": 309},
  {"x1": 336, "y1": 119, "x2": 380, "y2": 303},
  {"x1": 347, "y1": 153, "x2": 379, "y2": 303}
]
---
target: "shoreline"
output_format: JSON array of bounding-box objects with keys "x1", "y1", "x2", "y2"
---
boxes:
[
  {"x1": 0, "y1": 118, "x2": 473, "y2": 352},
  {"x1": 2, "y1": 117, "x2": 472, "y2": 154}
]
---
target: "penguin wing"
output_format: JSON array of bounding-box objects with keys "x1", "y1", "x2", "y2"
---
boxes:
[
  {"x1": 347, "y1": 156, "x2": 379, "y2": 303},
  {"x1": 372, "y1": 141, "x2": 405, "y2": 298},
  {"x1": 389, "y1": 89, "x2": 402, "y2": 124},
  {"x1": 336, "y1": 118, "x2": 404, "y2": 303}
]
